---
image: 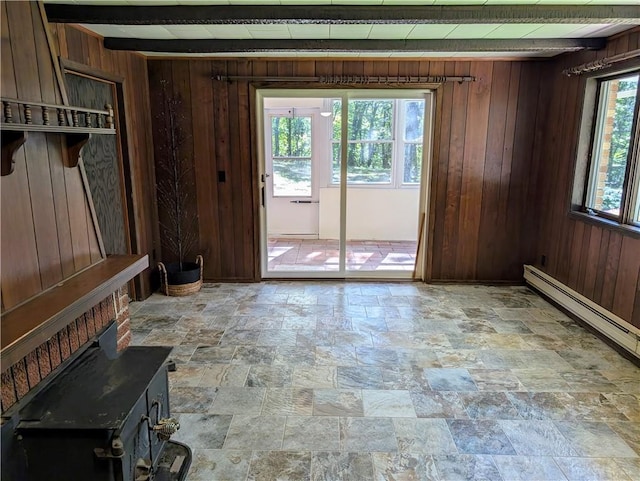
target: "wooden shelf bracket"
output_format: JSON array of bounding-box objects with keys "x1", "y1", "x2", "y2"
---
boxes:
[
  {"x1": 64, "y1": 132, "x2": 91, "y2": 168},
  {"x1": 1, "y1": 130, "x2": 27, "y2": 176}
]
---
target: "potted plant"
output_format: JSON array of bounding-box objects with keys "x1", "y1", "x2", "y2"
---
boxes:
[{"x1": 155, "y1": 80, "x2": 202, "y2": 296}]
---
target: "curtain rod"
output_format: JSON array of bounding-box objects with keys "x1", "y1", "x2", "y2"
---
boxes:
[
  {"x1": 213, "y1": 74, "x2": 475, "y2": 84},
  {"x1": 563, "y1": 49, "x2": 640, "y2": 76}
]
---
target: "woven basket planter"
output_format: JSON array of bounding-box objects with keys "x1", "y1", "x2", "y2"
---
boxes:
[{"x1": 158, "y1": 255, "x2": 203, "y2": 296}]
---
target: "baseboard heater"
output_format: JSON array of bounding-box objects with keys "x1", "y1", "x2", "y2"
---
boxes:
[{"x1": 524, "y1": 265, "x2": 640, "y2": 358}]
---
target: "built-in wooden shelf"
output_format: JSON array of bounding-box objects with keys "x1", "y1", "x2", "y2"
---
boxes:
[
  {"x1": 0, "y1": 97, "x2": 116, "y2": 176},
  {"x1": 0, "y1": 254, "x2": 148, "y2": 371}
]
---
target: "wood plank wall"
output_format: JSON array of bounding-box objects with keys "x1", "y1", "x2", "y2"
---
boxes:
[
  {"x1": 47, "y1": 21, "x2": 159, "y2": 298},
  {"x1": 533, "y1": 27, "x2": 640, "y2": 328},
  {"x1": 0, "y1": 1, "x2": 102, "y2": 310},
  {"x1": 147, "y1": 58, "x2": 541, "y2": 282}
]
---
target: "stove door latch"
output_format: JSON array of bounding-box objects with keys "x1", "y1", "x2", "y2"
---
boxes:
[
  {"x1": 94, "y1": 435, "x2": 125, "y2": 459},
  {"x1": 151, "y1": 417, "x2": 180, "y2": 441}
]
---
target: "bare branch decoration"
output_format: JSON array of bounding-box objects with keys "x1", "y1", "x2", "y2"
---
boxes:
[{"x1": 155, "y1": 80, "x2": 199, "y2": 270}]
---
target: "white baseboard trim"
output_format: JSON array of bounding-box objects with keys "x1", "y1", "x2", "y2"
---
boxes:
[{"x1": 524, "y1": 265, "x2": 640, "y2": 358}]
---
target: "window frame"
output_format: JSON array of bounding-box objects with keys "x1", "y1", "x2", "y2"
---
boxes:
[
  {"x1": 269, "y1": 112, "x2": 315, "y2": 198},
  {"x1": 329, "y1": 98, "x2": 425, "y2": 188},
  {"x1": 574, "y1": 66, "x2": 640, "y2": 231}
]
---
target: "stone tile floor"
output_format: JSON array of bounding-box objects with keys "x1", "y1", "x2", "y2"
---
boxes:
[{"x1": 129, "y1": 282, "x2": 640, "y2": 481}]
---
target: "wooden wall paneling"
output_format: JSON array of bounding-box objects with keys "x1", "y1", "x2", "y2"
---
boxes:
[
  {"x1": 123, "y1": 53, "x2": 151, "y2": 276},
  {"x1": 599, "y1": 231, "x2": 622, "y2": 312},
  {"x1": 293, "y1": 60, "x2": 315, "y2": 77},
  {"x1": 277, "y1": 60, "x2": 294, "y2": 78},
  {"x1": 592, "y1": 229, "x2": 610, "y2": 306},
  {"x1": 266, "y1": 59, "x2": 278, "y2": 77},
  {"x1": 343, "y1": 60, "x2": 364, "y2": 77},
  {"x1": 0, "y1": 2, "x2": 13, "y2": 97},
  {"x1": 523, "y1": 62, "x2": 548, "y2": 274},
  {"x1": 45, "y1": 23, "x2": 106, "y2": 267},
  {"x1": 86, "y1": 202, "x2": 102, "y2": 264},
  {"x1": 316, "y1": 60, "x2": 335, "y2": 78},
  {"x1": 372, "y1": 59, "x2": 389, "y2": 78},
  {"x1": 567, "y1": 220, "x2": 584, "y2": 289},
  {"x1": 63, "y1": 26, "x2": 85, "y2": 65},
  {"x1": 8, "y1": 1, "x2": 41, "y2": 101},
  {"x1": 24, "y1": 132, "x2": 63, "y2": 288},
  {"x1": 454, "y1": 61, "x2": 493, "y2": 279},
  {"x1": 388, "y1": 60, "x2": 400, "y2": 78},
  {"x1": 476, "y1": 62, "x2": 511, "y2": 279},
  {"x1": 581, "y1": 225, "x2": 602, "y2": 300},
  {"x1": 496, "y1": 62, "x2": 522, "y2": 278},
  {"x1": 612, "y1": 31, "x2": 630, "y2": 55},
  {"x1": 0, "y1": 148, "x2": 42, "y2": 309},
  {"x1": 429, "y1": 62, "x2": 456, "y2": 280},
  {"x1": 632, "y1": 268, "x2": 640, "y2": 328},
  {"x1": 251, "y1": 60, "x2": 268, "y2": 77},
  {"x1": 130, "y1": 54, "x2": 155, "y2": 273},
  {"x1": 47, "y1": 137, "x2": 76, "y2": 279},
  {"x1": 612, "y1": 236, "x2": 640, "y2": 322},
  {"x1": 189, "y1": 60, "x2": 220, "y2": 280},
  {"x1": 541, "y1": 70, "x2": 572, "y2": 280},
  {"x1": 212, "y1": 62, "x2": 236, "y2": 277},
  {"x1": 170, "y1": 60, "x2": 197, "y2": 262},
  {"x1": 52, "y1": 24, "x2": 159, "y2": 298},
  {"x1": 28, "y1": 4, "x2": 67, "y2": 288},
  {"x1": 226, "y1": 61, "x2": 246, "y2": 278},
  {"x1": 362, "y1": 60, "x2": 375, "y2": 79},
  {"x1": 236, "y1": 61, "x2": 258, "y2": 280},
  {"x1": 536, "y1": 68, "x2": 561, "y2": 278},
  {"x1": 147, "y1": 60, "x2": 171, "y2": 265},
  {"x1": 86, "y1": 33, "x2": 102, "y2": 70},
  {"x1": 1, "y1": 1, "x2": 43, "y2": 308},
  {"x1": 424, "y1": 60, "x2": 444, "y2": 281},
  {"x1": 553, "y1": 66, "x2": 581, "y2": 286},
  {"x1": 530, "y1": 66, "x2": 554, "y2": 277},
  {"x1": 401, "y1": 60, "x2": 419, "y2": 78},
  {"x1": 575, "y1": 222, "x2": 592, "y2": 294},
  {"x1": 629, "y1": 29, "x2": 639, "y2": 49},
  {"x1": 440, "y1": 62, "x2": 470, "y2": 279},
  {"x1": 63, "y1": 155, "x2": 92, "y2": 271},
  {"x1": 503, "y1": 62, "x2": 540, "y2": 280},
  {"x1": 34, "y1": 5, "x2": 72, "y2": 279}
]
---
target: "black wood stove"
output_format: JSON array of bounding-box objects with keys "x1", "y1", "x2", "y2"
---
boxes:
[{"x1": 3, "y1": 326, "x2": 191, "y2": 481}]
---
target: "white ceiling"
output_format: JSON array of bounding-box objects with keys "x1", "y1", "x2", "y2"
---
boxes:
[{"x1": 44, "y1": 0, "x2": 640, "y2": 59}]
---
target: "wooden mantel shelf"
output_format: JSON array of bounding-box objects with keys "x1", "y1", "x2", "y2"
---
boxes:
[{"x1": 1, "y1": 254, "x2": 148, "y2": 371}]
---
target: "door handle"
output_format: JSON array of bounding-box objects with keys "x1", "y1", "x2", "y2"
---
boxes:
[{"x1": 290, "y1": 200, "x2": 319, "y2": 204}]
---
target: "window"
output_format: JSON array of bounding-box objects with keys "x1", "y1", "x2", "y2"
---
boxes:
[
  {"x1": 580, "y1": 70, "x2": 640, "y2": 227},
  {"x1": 331, "y1": 98, "x2": 425, "y2": 186},
  {"x1": 271, "y1": 116, "x2": 312, "y2": 197},
  {"x1": 403, "y1": 100, "x2": 425, "y2": 184}
]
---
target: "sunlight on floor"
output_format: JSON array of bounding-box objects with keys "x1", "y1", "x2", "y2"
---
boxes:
[{"x1": 267, "y1": 238, "x2": 417, "y2": 272}]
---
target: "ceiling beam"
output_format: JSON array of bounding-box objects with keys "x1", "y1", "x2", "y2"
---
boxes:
[
  {"x1": 45, "y1": 4, "x2": 640, "y2": 25},
  {"x1": 103, "y1": 38, "x2": 606, "y2": 53}
]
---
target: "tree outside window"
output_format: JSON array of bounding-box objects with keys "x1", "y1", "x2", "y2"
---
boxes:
[{"x1": 332, "y1": 98, "x2": 425, "y2": 186}]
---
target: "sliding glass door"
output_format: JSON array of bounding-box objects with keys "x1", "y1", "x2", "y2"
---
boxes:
[{"x1": 259, "y1": 89, "x2": 432, "y2": 279}]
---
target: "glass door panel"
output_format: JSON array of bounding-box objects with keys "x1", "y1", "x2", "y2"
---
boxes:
[
  {"x1": 264, "y1": 103, "x2": 341, "y2": 275},
  {"x1": 261, "y1": 92, "x2": 428, "y2": 279}
]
